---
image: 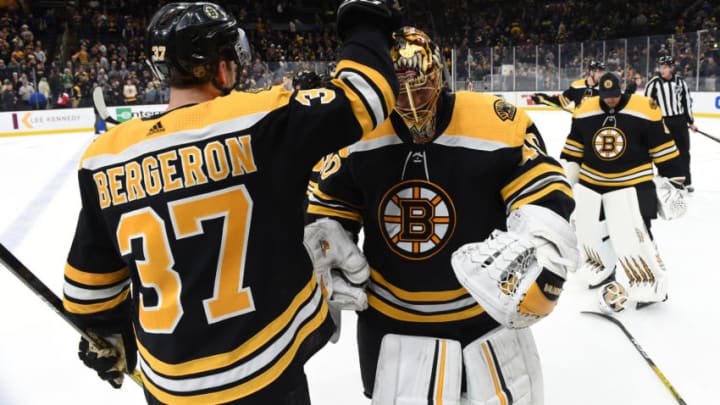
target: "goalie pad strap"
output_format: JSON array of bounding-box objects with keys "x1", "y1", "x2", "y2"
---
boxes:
[
  {"x1": 371, "y1": 334, "x2": 462, "y2": 405},
  {"x1": 463, "y1": 328, "x2": 543, "y2": 405}
]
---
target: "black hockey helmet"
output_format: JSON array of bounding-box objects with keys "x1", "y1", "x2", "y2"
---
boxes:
[
  {"x1": 292, "y1": 70, "x2": 322, "y2": 90},
  {"x1": 658, "y1": 55, "x2": 675, "y2": 66},
  {"x1": 589, "y1": 60, "x2": 607, "y2": 71},
  {"x1": 145, "y1": 2, "x2": 251, "y2": 89}
]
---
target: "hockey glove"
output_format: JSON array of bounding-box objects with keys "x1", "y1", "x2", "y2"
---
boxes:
[
  {"x1": 530, "y1": 93, "x2": 549, "y2": 105},
  {"x1": 78, "y1": 329, "x2": 137, "y2": 389},
  {"x1": 337, "y1": 0, "x2": 402, "y2": 41},
  {"x1": 654, "y1": 176, "x2": 688, "y2": 220}
]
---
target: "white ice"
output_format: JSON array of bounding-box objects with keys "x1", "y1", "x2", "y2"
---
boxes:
[{"x1": 0, "y1": 110, "x2": 717, "y2": 404}]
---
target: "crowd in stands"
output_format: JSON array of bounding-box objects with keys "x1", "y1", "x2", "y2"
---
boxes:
[{"x1": 0, "y1": 0, "x2": 719, "y2": 112}]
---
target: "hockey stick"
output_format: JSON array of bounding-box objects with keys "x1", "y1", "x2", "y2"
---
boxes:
[
  {"x1": 92, "y1": 86, "x2": 121, "y2": 125},
  {"x1": 0, "y1": 243, "x2": 143, "y2": 387},
  {"x1": 581, "y1": 311, "x2": 686, "y2": 404},
  {"x1": 533, "y1": 95, "x2": 574, "y2": 114},
  {"x1": 693, "y1": 128, "x2": 720, "y2": 144}
]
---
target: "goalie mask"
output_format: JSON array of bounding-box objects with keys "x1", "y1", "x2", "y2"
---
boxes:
[{"x1": 391, "y1": 27, "x2": 444, "y2": 143}]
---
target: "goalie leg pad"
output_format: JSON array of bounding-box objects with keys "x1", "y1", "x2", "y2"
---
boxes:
[
  {"x1": 602, "y1": 187, "x2": 668, "y2": 303},
  {"x1": 371, "y1": 334, "x2": 463, "y2": 405},
  {"x1": 462, "y1": 328, "x2": 543, "y2": 405},
  {"x1": 573, "y1": 184, "x2": 618, "y2": 288}
]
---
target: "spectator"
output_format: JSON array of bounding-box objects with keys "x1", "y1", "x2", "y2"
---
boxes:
[
  {"x1": 17, "y1": 77, "x2": 33, "y2": 104},
  {"x1": 1, "y1": 80, "x2": 16, "y2": 111},
  {"x1": 143, "y1": 80, "x2": 158, "y2": 104},
  {"x1": 37, "y1": 76, "x2": 50, "y2": 100},
  {"x1": 122, "y1": 78, "x2": 137, "y2": 105}
]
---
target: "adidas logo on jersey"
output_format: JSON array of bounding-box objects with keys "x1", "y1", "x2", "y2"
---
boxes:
[{"x1": 147, "y1": 121, "x2": 165, "y2": 136}]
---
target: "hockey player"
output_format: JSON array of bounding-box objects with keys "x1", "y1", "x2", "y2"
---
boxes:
[
  {"x1": 304, "y1": 27, "x2": 578, "y2": 404},
  {"x1": 560, "y1": 71, "x2": 688, "y2": 311},
  {"x1": 531, "y1": 60, "x2": 606, "y2": 111},
  {"x1": 61, "y1": 1, "x2": 400, "y2": 404}
]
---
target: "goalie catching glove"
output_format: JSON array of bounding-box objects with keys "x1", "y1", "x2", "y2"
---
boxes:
[
  {"x1": 654, "y1": 176, "x2": 688, "y2": 220},
  {"x1": 451, "y1": 205, "x2": 578, "y2": 328},
  {"x1": 78, "y1": 328, "x2": 137, "y2": 388}
]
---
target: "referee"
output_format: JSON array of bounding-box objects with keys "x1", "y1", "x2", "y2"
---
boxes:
[{"x1": 645, "y1": 55, "x2": 699, "y2": 192}]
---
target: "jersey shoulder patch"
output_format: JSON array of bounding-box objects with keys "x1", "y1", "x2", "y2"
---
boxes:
[
  {"x1": 445, "y1": 92, "x2": 528, "y2": 147},
  {"x1": 623, "y1": 95, "x2": 663, "y2": 121},
  {"x1": 570, "y1": 79, "x2": 587, "y2": 88},
  {"x1": 572, "y1": 96, "x2": 601, "y2": 117}
]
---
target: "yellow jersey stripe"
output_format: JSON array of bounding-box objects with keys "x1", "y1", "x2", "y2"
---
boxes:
[
  {"x1": 311, "y1": 186, "x2": 363, "y2": 210},
  {"x1": 64, "y1": 263, "x2": 129, "y2": 286},
  {"x1": 137, "y1": 277, "x2": 318, "y2": 375},
  {"x1": 580, "y1": 163, "x2": 653, "y2": 178},
  {"x1": 371, "y1": 269, "x2": 469, "y2": 302},
  {"x1": 580, "y1": 174, "x2": 654, "y2": 187},
  {"x1": 648, "y1": 140, "x2": 676, "y2": 154},
  {"x1": 509, "y1": 183, "x2": 574, "y2": 212},
  {"x1": 561, "y1": 148, "x2": 583, "y2": 158},
  {"x1": 63, "y1": 289, "x2": 130, "y2": 315},
  {"x1": 564, "y1": 138, "x2": 583, "y2": 149},
  {"x1": 368, "y1": 294, "x2": 484, "y2": 323},
  {"x1": 653, "y1": 149, "x2": 680, "y2": 163},
  {"x1": 307, "y1": 204, "x2": 362, "y2": 222},
  {"x1": 501, "y1": 163, "x2": 565, "y2": 201},
  {"x1": 141, "y1": 300, "x2": 329, "y2": 404}
]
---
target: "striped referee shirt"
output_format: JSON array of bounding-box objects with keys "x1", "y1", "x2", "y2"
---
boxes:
[{"x1": 644, "y1": 74, "x2": 694, "y2": 123}]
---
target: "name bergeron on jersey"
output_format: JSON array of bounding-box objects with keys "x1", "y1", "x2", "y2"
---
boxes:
[{"x1": 93, "y1": 134, "x2": 257, "y2": 209}]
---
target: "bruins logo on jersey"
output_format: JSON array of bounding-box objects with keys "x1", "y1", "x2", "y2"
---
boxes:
[
  {"x1": 592, "y1": 127, "x2": 627, "y2": 160},
  {"x1": 378, "y1": 180, "x2": 456, "y2": 260},
  {"x1": 493, "y1": 99, "x2": 517, "y2": 121}
]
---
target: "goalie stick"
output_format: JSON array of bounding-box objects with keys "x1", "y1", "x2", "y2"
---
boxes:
[
  {"x1": 581, "y1": 311, "x2": 686, "y2": 405},
  {"x1": 92, "y1": 86, "x2": 121, "y2": 125},
  {"x1": 0, "y1": 243, "x2": 143, "y2": 387}
]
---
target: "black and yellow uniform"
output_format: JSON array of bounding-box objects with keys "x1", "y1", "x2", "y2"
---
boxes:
[
  {"x1": 62, "y1": 28, "x2": 397, "y2": 404},
  {"x1": 534, "y1": 78, "x2": 599, "y2": 110},
  {"x1": 560, "y1": 93, "x2": 683, "y2": 226},
  {"x1": 306, "y1": 91, "x2": 574, "y2": 396}
]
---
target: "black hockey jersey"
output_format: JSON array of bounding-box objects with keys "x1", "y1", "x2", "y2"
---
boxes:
[
  {"x1": 62, "y1": 30, "x2": 397, "y2": 404},
  {"x1": 560, "y1": 94, "x2": 683, "y2": 219},
  {"x1": 306, "y1": 92, "x2": 575, "y2": 343}
]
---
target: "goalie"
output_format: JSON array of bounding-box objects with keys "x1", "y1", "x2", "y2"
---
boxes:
[
  {"x1": 559, "y1": 72, "x2": 688, "y2": 312},
  {"x1": 304, "y1": 27, "x2": 578, "y2": 405}
]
